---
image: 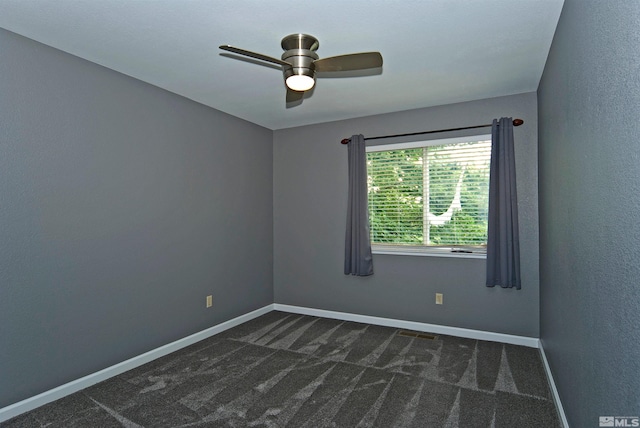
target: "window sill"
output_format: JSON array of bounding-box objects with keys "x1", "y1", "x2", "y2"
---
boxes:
[{"x1": 371, "y1": 245, "x2": 486, "y2": 259}]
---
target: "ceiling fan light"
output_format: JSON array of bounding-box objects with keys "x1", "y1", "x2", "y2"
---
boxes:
[{"x1": 286, "y1": 75, "x2": 315, "y2": 91}]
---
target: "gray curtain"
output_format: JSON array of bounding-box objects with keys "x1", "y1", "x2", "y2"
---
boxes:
[
  {"x1": 486, "y1": 118, "x2": 521, "y2": 289},
  {"x1": 344, "y1": 134, "x2": 374, "y2": 276}
]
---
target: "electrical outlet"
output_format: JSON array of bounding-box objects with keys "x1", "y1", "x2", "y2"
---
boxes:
[
  {"x1": 206, "y1": 295, "x2": 213, "y2": 308},
  {"x1": 435, "y1": 293, "x2": 443, "y2": 305}
]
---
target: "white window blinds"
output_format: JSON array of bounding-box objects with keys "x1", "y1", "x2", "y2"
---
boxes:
[{"x1": 366, "y1": 136, "x2": 491, "y2": 251}]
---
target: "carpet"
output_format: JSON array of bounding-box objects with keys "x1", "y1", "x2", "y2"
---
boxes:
[{"x1": 2, "y1": 311, "x2": 561, "y2": 427}]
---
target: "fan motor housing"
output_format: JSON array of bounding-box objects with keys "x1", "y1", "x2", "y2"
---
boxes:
[
  {"x1": 281, "y1": 49, "x2": 319, "y2": 80},
  {"x1": 281, "y1": 34, "x2": 320, "y2": 82}
]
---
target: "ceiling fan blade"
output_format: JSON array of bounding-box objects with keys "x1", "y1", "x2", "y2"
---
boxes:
[
  {"x1": 314, "y1": 52, "x2": 383, "y2": 72},
  {"x1": 219, "y1": 45, "x2": 290, "y2": 67},
  {"x1": 286, "y1": 88, "x2": 304, "y2": 103}
]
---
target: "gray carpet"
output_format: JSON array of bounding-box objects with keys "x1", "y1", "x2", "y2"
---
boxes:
[{"x1": 2, "y1": 311, "x2": 561, "y2": 427}]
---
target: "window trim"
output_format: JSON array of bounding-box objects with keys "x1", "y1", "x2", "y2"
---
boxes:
[
  {"x1": 366, "y1": 133, "x2": 491, "y2": 258},
  {"x1": 366, "y1": 134, "x2": 491, "y2": 152},
  {"x1": 372, "y1": 244, "x2": 486, "y2": 259}
]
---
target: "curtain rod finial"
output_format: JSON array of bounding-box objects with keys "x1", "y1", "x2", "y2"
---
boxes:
[
  {"x1": 513, "y1": 118, "x2": 524, "y2": 126},
  {"x1": 341, "y1": 138, "x2": 351, "y2": 144}
]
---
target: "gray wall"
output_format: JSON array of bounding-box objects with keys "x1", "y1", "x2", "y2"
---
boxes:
[
  {"x1": 0, "y1": 29, "x2": 273, "y2": 407},
  {"x1": 537, "y1": 1, "x2": 640, "y2": 426},
  {"x1": 273, "y1": 93, "x2": 540, "y2": 337}
]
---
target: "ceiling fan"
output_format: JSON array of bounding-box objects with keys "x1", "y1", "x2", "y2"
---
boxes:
[{"x1": 219, "y1": 34, "x2": 383, "y2": 103}]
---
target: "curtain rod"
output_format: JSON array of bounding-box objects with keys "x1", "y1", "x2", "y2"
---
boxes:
[{"x1": 340, "y1": 118, "x2": 524, "y2": 145}]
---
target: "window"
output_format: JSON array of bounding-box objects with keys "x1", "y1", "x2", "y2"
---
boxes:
[{"x1": 366, "y1": 135, "x2": 491, "y2": 257}]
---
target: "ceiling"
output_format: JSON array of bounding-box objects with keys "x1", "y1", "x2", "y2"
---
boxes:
[{"x1": 0, "y1": 0, "x2": 564, "y2": 130}]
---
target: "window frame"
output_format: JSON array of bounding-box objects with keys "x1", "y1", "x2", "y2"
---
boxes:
[{"x1": 366, "y1": 134, "x2": 491, "y2": 258}]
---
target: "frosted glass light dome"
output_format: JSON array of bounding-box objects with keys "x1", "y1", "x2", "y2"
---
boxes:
[{"x1": 286, "y1": 75, "x2": 315, "y2": 91}]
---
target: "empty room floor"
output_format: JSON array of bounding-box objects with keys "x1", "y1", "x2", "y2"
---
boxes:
[{"x1": 2, "y1": 311, "x2": 561, "y2": 427}]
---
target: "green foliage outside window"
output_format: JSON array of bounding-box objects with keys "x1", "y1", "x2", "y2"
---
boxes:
[{"x1": 367, "y1": 141, "x2": 490, "y2": 247}]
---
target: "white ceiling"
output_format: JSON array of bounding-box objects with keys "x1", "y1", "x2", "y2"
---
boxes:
[{"x1": 0, "y1": 0, "x2": 564, "y2": 130}]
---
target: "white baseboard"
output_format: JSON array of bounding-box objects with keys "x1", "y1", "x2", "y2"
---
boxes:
[
  {"x1": 0, "y1": 305, "x2": 273, "y2": 423},
  {"x1": 273, "y1": 303, "x2": 540, "y2": 348},
  {"x1": 539, "y1": 342, "x2": 570, "y2": 428}
]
